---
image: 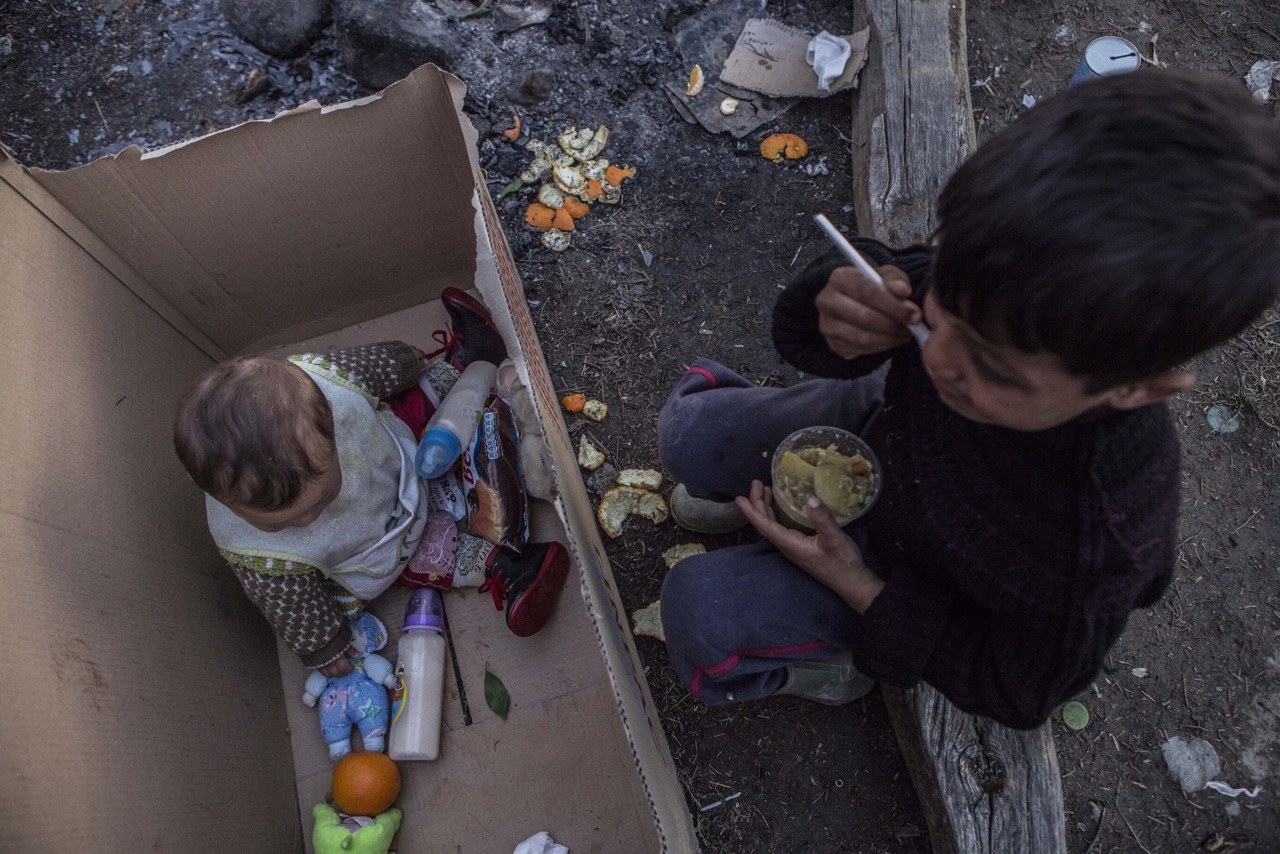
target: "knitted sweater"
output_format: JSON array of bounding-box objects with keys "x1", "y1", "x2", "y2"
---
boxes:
[
  {"x1": 225, "y1": 342, "x2": 424, "y2": 668},
  {"x1": 772, "y1": 242, "x2": 1179, "y2": 729}
]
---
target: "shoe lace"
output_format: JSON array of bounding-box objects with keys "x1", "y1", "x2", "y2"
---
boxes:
[
  {"x1": 477, "y1": 574, "x2": 508, "y2": 611},
  {"x1": 423, "y1": 326, "x2": 462, "y2": 361}
]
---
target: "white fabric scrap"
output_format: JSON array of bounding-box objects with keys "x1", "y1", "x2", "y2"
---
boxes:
[
  {"x1": 807, "y1": 31, "x2": 851, "y2": 92},
  {"x1": 514, "y1": 831, "x2": 569, "y2": 854},
  {"x1": 1205, "y1": 781, "x2": 1263, "y2": 798},
  {"x1": 1245, "y1": 59, "x2": 1280, "y2": 102}
]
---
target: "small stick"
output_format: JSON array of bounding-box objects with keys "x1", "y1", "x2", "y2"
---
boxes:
[
  {"x1": 814, "y1": 213, "x2": 931, "y2": 348},
  {"x1": 698, "y1": 792, "x2": 742, "y2": 812},
  {"x1": 93, "y1": 98, "x2": 110, "y2": 134}
]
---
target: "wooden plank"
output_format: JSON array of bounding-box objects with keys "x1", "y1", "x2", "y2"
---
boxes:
[
  {"x1": 851, "y1": 0, "x2": 977, "y2": 245},
  {"x1": 850, "y1": 2, "x2": 1068, "y2": 852}
]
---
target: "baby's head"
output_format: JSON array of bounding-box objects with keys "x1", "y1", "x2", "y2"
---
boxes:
[
  {"x1": 174, "y1": 355, "x2": 341, "y2": 532},
  {"x1": 922, "y1": 70, "x2": 1280, "y2": 431}
]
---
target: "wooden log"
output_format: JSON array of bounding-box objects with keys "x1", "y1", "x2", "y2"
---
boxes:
[
  {"x1": 850, "y1": 2, "x2": 1068, "y2": 852},
  {"x1": 882, "y1": 687, "x2": 1067, "y2": 854}
]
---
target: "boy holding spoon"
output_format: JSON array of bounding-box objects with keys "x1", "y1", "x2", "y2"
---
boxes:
[{"x1": 656, "y1": 70, "x2": 1280, "y2": 726}]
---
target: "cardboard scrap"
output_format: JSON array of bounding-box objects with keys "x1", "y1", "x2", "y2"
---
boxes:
[
  {"x1": 663, "y1": 81, "x2": 796, "y2": 138},
  {"x1": 721, "y1": 19, "x2": 869, "y2": 98},
  {"x1": 663, "y1": 0, "x2": 799, "y2": 138}
]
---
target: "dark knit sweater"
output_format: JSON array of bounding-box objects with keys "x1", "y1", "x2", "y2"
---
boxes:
[{"x1": 772, "y1": 241, "x2": 1180, "y2": 729}]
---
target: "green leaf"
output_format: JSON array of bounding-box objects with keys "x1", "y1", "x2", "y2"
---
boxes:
[
  {"x1": 1061, "y1": 700, "x2": 1089, "y2": 731},
  {"x1": 462, "y1": 1, "x2": 491, "y2": 19},
  {"x1": 484, "y1": 666, "x2": 510, "y2": 720},
  {"x1": 497, "y1": 178, "x2": 524, "y2": 202}
]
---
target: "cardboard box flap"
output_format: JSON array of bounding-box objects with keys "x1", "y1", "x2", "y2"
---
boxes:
[
  {"x1": 1, "y1": 153, "x2": 300, "y2": 850},
  {"x1": 29, "y1": 65, "x2": 478, "y2": 356}
]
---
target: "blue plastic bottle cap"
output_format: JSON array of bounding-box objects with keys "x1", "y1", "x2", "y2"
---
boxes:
[{"x1": 415, "y1": 427, "x2": 463, "y2": 479}]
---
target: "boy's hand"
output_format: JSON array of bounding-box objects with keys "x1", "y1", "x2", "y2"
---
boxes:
[
  {"x1": 815, "y1": 264, "x2": 920, "y2": 359},
  {"x1": 735, "y1": 480, "x2": 885, "y2": 613},
  {"x1": 318, "y1": 646, "x2": 358, "y2": 678}
]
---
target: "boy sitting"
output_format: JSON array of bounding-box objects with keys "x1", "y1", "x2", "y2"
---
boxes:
[
  {"x1": 657, "y1": 71, "x2": 1280, "y2": 727},
  {"x1": 174, "y1": 290, "x2": 568, "y2": 677}
]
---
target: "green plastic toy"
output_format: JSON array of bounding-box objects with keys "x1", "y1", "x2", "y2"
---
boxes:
[{"x1": 312, "y1": 804, "x2": 403, "y2": 854}]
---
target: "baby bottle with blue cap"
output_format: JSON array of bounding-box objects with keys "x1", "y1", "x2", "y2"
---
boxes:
[{"x1": 414, "y1": 360, "x2": 498, "y2": 479}]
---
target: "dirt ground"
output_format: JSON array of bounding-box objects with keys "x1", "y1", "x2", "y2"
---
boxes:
[{"x1": 3, "y1": 0, "x2": 1277, "y2": 850}]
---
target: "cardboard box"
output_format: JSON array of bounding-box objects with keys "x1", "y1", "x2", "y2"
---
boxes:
[{"x1": 0, "y1": 65, "x2": 696, "y2": 852}]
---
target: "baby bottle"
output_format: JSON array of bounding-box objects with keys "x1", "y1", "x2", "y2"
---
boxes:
[
  {"x1": 415, "y1": 360, "x2": 497, "y2": 478},
  {"x1": 388, "y1": 588, "x2": 447, "y2": 761}
]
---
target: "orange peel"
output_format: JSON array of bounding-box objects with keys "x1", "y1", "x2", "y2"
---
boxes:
[
  {"x1": 562, "y1": 393, "x2": 587, "y2": 413},
  {"x1": 552, "y1": 206, "x2": 575, "y2": 232},
  {"x1": 604, "y1": 165, "x2": 636, "y2": 187},
  {"x1": 584, "y1": 179, "x2": 605, "y2": 201},
  {"x1": 760, "y1": 133, "x2": 809, "y2": 162},
  {"x1": 563, "y1": 197, "x2": 590, "y2": 219},
  {"x1": 524, "y1": 202, "x2": 557, "y2": 230},
  {"x1": 503, "y1": 109, "x2": 521, "y2": 142}
]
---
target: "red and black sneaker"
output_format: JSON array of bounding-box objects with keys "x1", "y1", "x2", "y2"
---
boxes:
[
  {"x1": 479, "y1": 541, "x2": 570, "y2": 637},
  {"x1": 427, "y1": 287, "x2": 508, "y2": 371}
]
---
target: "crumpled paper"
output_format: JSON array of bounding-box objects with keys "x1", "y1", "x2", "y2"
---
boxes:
[
  {"x1": 807, "y1": 31, "x2": 851, "y2": 92},
  {"x1": 1245, "y1": 59, "x2": 1280, "y2": 102},
  {"x1": 514, "y1": 831, "x2": 569, "y2": 854}
]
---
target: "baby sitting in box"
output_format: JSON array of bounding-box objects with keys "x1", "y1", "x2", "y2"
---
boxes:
[{"x1": 172, "y1": 289, "x2": 568, "y2": 678}]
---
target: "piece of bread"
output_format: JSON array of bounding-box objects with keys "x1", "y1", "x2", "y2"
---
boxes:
[
  {"x1": 596, "y1": 486, "x2": 669, "y2": 538},
  {"x1": 632, "y1": 490, "x2": 669, "y2": 526},
  {"x1": 617, "y1": 468, "x2": 663, "y2": 491},
  {"x1": 661, "y1": 543, "x2": 706, "y2": 569},
  {"x1": 631, "y1": 601, "x2": 665, "y2": 643},
  {"x1": 577, "y1": 435, "x2": 606, "y2": 471},
  {"x1": 582, "y1": 399, "x2": 608, "y2": 422}
]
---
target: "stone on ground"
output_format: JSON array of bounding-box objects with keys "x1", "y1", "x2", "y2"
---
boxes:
[
  {"x1": 220, "y1": 0, "x2": 330, "y2": 58},
  {"x1": 334, "y1": 0, "x2": 459, "y2": 89}
]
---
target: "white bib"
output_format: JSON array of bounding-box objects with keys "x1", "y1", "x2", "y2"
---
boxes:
[{"x1": 207, "y1": 356, "x2": 427, "y2": 600}]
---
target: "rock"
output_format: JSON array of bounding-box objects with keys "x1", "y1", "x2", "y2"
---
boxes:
[
  {"x1": 220, "y1": 0, "x2": 329, "y2": 58},
  {"x1": 493, "y1": 1, "x2": 552, "y2": 34},
  {"x1": 487, "y1": 145, "x2": 526, "y2": 178},
  {"x1": 334, "y1": 0, "x2": 458, "y2": 89},
  {"x1": 586, "y1": 462, "x2": 619, "y2": 496},
  {"x1": 511, "y1": 69, "x2": 555, "y2": 106}
]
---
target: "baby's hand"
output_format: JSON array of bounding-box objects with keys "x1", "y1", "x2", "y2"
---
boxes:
[
  {"x1": 815, "y1": 264, "x2": 919, "y2": 359},
  {"x1": 318, "y1": 646, "x2": 358, "y2": 678}
]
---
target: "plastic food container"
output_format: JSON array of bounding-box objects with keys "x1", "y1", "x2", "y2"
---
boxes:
[{"x1": 770, "y1": 426, "x2": 883, "y2": 531}]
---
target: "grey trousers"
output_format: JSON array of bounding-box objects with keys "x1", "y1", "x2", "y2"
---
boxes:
[{"x1": 657, "y1": 359, "x2": 885, "y2": 704}]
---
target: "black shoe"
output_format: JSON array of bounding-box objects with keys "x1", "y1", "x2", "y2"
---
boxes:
[
  {"x1": 435, "y1": 287, "x2": 507, "y2": 370},
  {"x1": 479, "y1": 542, "x2": 570, "y2": 637}
]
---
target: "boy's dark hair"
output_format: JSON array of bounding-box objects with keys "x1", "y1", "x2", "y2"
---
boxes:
[
  {"x1": 933, "y1": 69, "x2": 1280, "y2": 390},
  {"x1": 173, "y1": 356, "x2": 335, "y2": 512}
]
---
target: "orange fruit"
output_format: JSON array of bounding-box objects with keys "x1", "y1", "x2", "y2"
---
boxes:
[{"x1": 332, "y1": 751, "x2": 401, "y2": 817}]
